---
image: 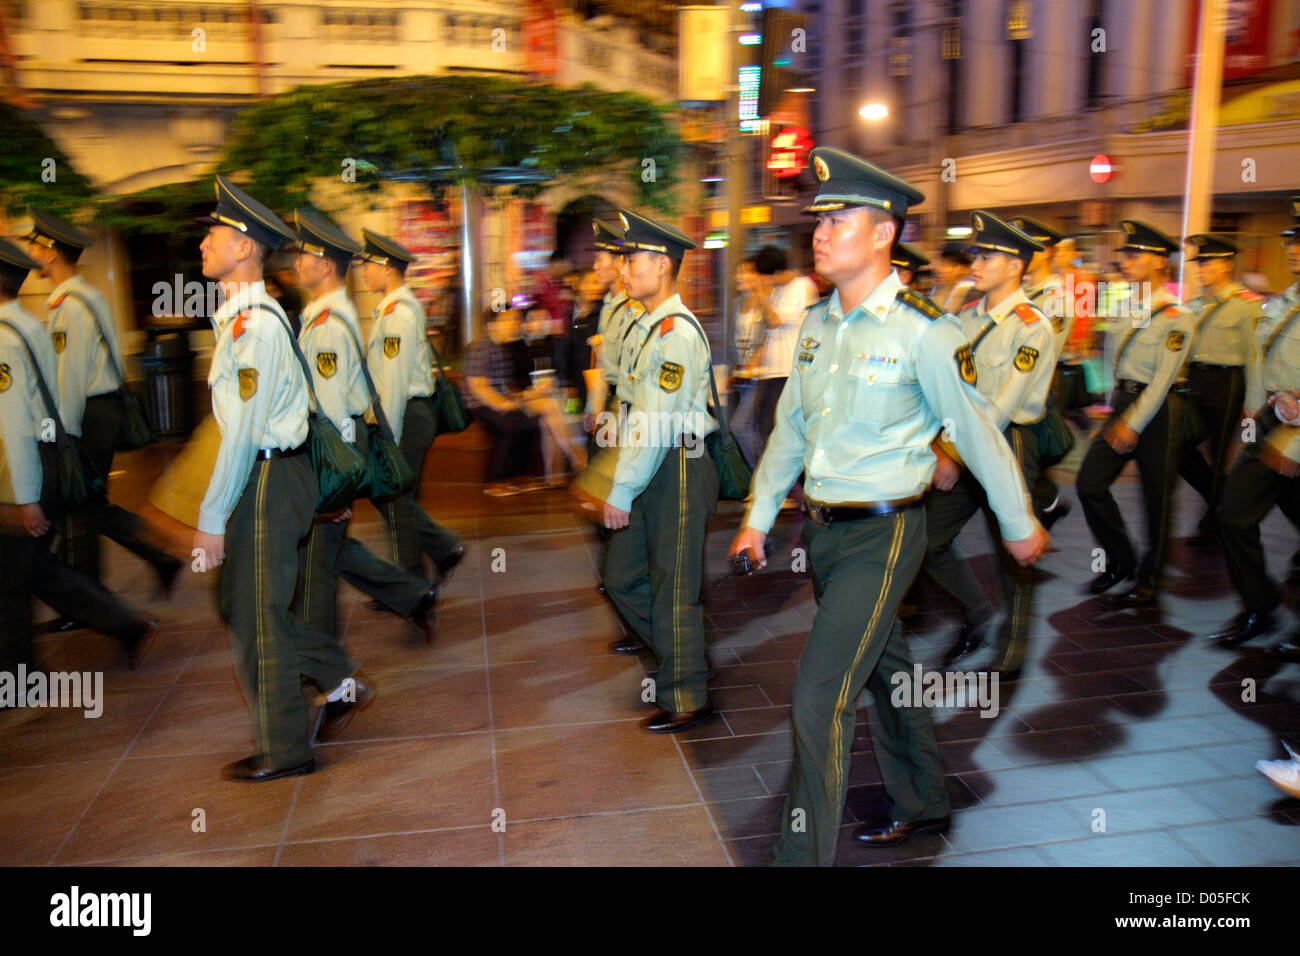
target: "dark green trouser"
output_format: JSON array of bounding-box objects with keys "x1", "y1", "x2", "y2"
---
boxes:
[
  {"x1": 603, "y1": 444, "x2": 718, "y2": 713},
  {"x1": 378, "y1": 397, "x2": 461, "y2": 578},
  {"x1": 61, "y1": 393, "x2": 175, "y2": 584},
  {"x1": 1, "y1": 445, "x2": 140, "y2": 675},
  {"x1": 298, "y1": 417, "x2": 430, "y2": 635},
  {"x1": 772, "y1": 508, "x2": 946, "y2": 867},
  {"x1": 218, "y1": 454, "x2": 355, "y2": 769},
  {"x1": 923, "y1": 423, "x2": 1038, "y2": 670}
]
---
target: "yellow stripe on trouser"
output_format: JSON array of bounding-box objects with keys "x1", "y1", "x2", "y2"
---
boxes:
[
  {"x1": 387, "y1": 500, "x2": 401, "y2": 565},
  {"x1": 254, "y1": 462, "x2": 274, "y2": 758},
  {"x1": 674, "y1": 447, "x2": 686, "y2": 708},
  {"x1": 1153, "y1": 396, "x2": 1181, "y2": 574},
  {"x1": 826, "y1": 513, "x2": 904, "y2": 802},
  {"x1": 1008, "y1": 428, "x2": 1027, "y2": 647}
]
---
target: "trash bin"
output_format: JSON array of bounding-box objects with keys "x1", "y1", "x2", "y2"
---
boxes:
[{"x1": 136, "y1": 333, "x2": 195, "y2": 440}]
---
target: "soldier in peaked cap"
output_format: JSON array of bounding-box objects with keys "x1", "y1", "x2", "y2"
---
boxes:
[
  {"x1": 195, "y1": 176, "x2": 370, "y2": 781},
  {"x1": 1177, "y1": 233, "x2": 1264, "y2": 544},
  {"x1": 598, "y1": 207, "x2": 721, "y2": 735},
  {"x1": 1076, "y1": 221, "x2": 1194, "y2": 609},
  {"x1": 24, "y1": 207, "x2": 181, "y2": 627},
  {"x1": 922, "y1": 210, "x2": 1051, "y2": 675},
  {"x1": 289, "y1": 210, "x2": 438, "y2": 654},
  {"x1": 0, "y1": 238, "x2": 155, "y2": 680},
  {"x1": 587, "y1": 218, "x2": 645, "y2": 427},
  {"x1": 1012, "y1": 215, "x2": 1076, "y2": 531},
  {"x1": 890, "y1": 241, "x2": 928, "y2": 288},
  {"x1": 729, "y1": 148, "x2": 1048, "y2": 866},
  {"x1": 1210, "y1": 199, "x2": 1300, "y2": 653},
  {"x1": 356, "y1": 229, "x2": 466, "y2": 591}
]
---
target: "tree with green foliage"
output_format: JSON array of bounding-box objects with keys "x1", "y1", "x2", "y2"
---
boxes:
[{"x1": 0, "y1": 102, "x2": 98, "y2": 221}]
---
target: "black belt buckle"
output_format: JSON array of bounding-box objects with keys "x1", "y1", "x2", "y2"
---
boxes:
[{"x1": 804, "y1": 501, "x2": 832, "y2": 526}]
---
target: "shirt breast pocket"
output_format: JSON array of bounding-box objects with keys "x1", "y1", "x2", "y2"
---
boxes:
[{"x1": 848, "y1": 355, "x2": 907, "y2": 424}]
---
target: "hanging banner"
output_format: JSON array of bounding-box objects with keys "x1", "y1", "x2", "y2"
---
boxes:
[{"x1": 1186, "y1": 0, "x2": 1275, "y2": 82}]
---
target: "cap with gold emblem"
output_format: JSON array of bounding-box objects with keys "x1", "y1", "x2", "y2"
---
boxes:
[
  {"x1": 291, "y1": 208, "x2": 361, "y2": 273},
  {"x1": 617, "y1": 208, "x2": 695, "y2": 261},
  {"x1": 890, "y1": 241, "x2": 929, "y2": 274},
  {"x1": 967, "y1": 210, "x2": 1044, "y2": 260},
  {"x1": 1281, "y1": 196, "x2": 1300, "y2": 240},
  {"x1": 1010, "y1": 216, "x2": 1065, "y2": 247},
  {"x1": 1116, "y1": 220, "x2": 1179, "y2": 256},
  {"x1": 802, "y1": 146, "x2": 925, "y2": 217},
  {"x1": 1184, "y1": 234, "x2": 1238, "y2": 261},
  {"x1": 592, "y1": 219, "x2": 625, "y2": 254},
  {"x1": 359, "y1": 228, "x2": 417, "y2": 268},
  {"x1": 25, "y1": 206, "x2": 94, "y2": 253},
  {"x1": 0, "y1": 236, "x2": 40, "y2": 287},
  {"x1": 197, "y1": 175, "x2": 296, "y2": 250}
]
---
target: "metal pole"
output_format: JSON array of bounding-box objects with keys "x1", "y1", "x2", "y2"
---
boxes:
[
  {"x1": 460, "y1": 180, "x2": 479, "y2": 348},
  {"x1": 722, "y1": 0, "x2": 745, "y2": 378},
  {"x1": 1179, "y1": 0, "x2": 1227, "y2": 299}
]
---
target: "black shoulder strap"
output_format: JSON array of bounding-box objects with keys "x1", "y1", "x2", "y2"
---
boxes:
[
  {"x1": 329, "y1": 312, "x2": 398, "y2": 442},
  {"x1": 57, "y1": 289, "x2": 127, "y2": 389},
  {"x1": 1263, "y1": 301, "x2": 1300, "y2": 361},
  {"x1": 244, "y1": 303, "x2": 325, "y2": 421},
  {"x1": 1114, "y1": 302, "x2": 1179, "y2": 371},
  {"x1": 0, "y1": 318, "x2": 66, "y2": 440},
  {"x1": 631, "y1": 311, "x2": 735, "y2": 438}
]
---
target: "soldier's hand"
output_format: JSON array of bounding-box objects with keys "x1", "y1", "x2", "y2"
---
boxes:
[
  {"x1": 1269, "y1": 391, "x2": 1300, "y2": 425},
  {"x1": 330, "y1": 507, "x2": 353, "y2": 524},
  {"x1": 193, "y1": 531, "x2": 225, "y2": 570},
  {"x1": 1259, "y1": 443, "x2": 1300, "y2": 478},
  {"x1": 1104, "y1": 419, "x2": 1139, "y2": 454},
  {"x1": 1004, "y1": 523, "x2": 1050, "y2": 566},
  {"x1": 19, "y1": 503, "x2": 50, "y2": 538},
  {"x1": 602, "y1": 503, "x2": 630, "y2": 530},
  {"x1": 729, "y1": 527, "x2": 768, "y2": 569},
  {"x1": 931, "y1": 444, "x2": 961, "y2": 491}
]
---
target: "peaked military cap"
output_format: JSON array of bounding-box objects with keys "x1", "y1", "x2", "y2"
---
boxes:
[
  {"x1": 1281, "y1": 196, "x2": 1300, "y2": 239},
  {"x1": 25, "y1": 206, "x2": 94, "y2": 252},
  {"x1": 1116, "y1": 220, "x2": 1179, "y2": 256},
  {"x1": 592, "y1": 219, "x2": 625, "y2": 253},
  {"x1": 0, "y1": 236, "x2": 40, "y2": 287},
  {"x1": 197, "y1": 175, "x2": 295, "y2": 250},
  {"x1": 890, "y1": 241, "x2": 929, "y2": 274},
  {"x1": 291, "y1": 208, "x2": 361, "y2": 272},
  {"x1": 968, "y1": 210, "x2": 1044, "y2": 260},
  {"x1": 803, "y1": 146, "x2": 924, "y2": 217},
  {"x1": 359, "y1": 228, "x2": 417, "y2": 267},
  {"x1": 1185, "y1": 234, "x2": 1238, "y2": 260},
  {"x1": 617, "y1": 208, "x2": 695, "y2": 261},
  {"x1": 1010, "y1": 216, "x2": 1065, "y2": 247}
]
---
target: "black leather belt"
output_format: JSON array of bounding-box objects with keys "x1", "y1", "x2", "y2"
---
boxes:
[
  {"x1": 1117, "y1": 379, "x2": 1147, "y2": 394},
  {"x1": 256, "y1": 444, "x2": 307, "y2": 460},
  {"x1": 1188, "y1": 362, "x2": 1242, "y2": 372},
  {"x1": 804, "y1": 494, "x2": 925, "y2": 526}
]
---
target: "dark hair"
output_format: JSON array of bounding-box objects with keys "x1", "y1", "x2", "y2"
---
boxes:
[
  {"x1": 754, "y1": 245, "x2": 787, "y2": 276},
  {"x1": 0, "y1": 271, "x2": 23, "y2": 298},
  {"x1": 52, "y1": 240, "x2": 83, "y2": 266},
  {"x1": 940, "y1": 242, "x2": 971, "y2": 265},
  {"x1": 669, "y1": 256, "x2": 682, "y2": 280}
]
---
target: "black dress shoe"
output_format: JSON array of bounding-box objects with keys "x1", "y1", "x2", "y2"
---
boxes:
[
  {"x1": 854, "y1": 816, "x2": 951, "y2": 846},
  {"x1": 318, "y1": 672, "x2": 378, "y2": 742},
  {"x1": 410, "y1": 586, "x2": 440, "y2": 643},
  {"x1": 943, "y1": 620, "x2": 990, "y2": 666},
  {"x1": 436, "y1": 545, "x2": 466, "y2": 582},
  {"x1": 597, "y1": 583, "x2": 607, "y2": 596},
  {"x1": 1211, "y1": 611, "x2": 1276, "y2": 647},
  {"x1": 119, "y1": 616, "x2": 159, "y2": 670},
  {"x1": 1111, "y1": 586, "x2": 1158, "y2": 608},
  {"x1": 1266, "y1": 637, "x2": 1300, "y2": 662},
  {"x1": 1041, "y1": 499, "x2": 1072, "y2": 531},
  {"x1": 610, "y1": 635, "x2": 650, "y2": 655},
  {"x1": 1086, "y1": 567, "x2": 1134, "y2": 595},
  {"x1": 641, "y1": 703, "x2": 718, "y2": 734},
  {"x1": 155, "y1": 555, "x2": 183, "y2": 599},
  {"x1": 222, "y1": 755, "x2": 316, "y2": 783}
]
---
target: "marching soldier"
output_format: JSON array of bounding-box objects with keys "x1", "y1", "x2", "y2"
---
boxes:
[
  {"x1": 24, "y1": 207, "x2": 181, "y2": 629},
  {"x1": 891, "y1": 241, "x2": 928, "y2": 289},
  {"x1": 195, "y1": 177, "x2": 371, "y2": 782},
  {"x1": 1177, "y1": 234, "x2": 1264, "y2": 544},
  {"x1": 1013, "y1": 215, "x2": 1073, "y2": 528},
  {"x1": 0, "y1": 238, "x2": 154, "y2": 677},
  {"x1": 289, "y1": 210, "x2": 438, "y2": 642},
  {"x1": 586, "y1": 219, "x2": 643, "y2": 425},
  {"x1": 923, "y1": 211, "x2": 1052, "y2": 674},
  {"x1": 730, "y1": 149, "x2": 1048, "y2": 866},
  {"x1": 1211, "y1": 198, "x2": 1300, "y2": 652},
  {"x1": 356, "y1": 230, "x2": 465, "y2": 587},
  {"x1": 601, "y1": 208, "x2": 719, "y2": 733},
  {"x1": 1076, "y1": 221, "x2": 1194, "y2": 606}
]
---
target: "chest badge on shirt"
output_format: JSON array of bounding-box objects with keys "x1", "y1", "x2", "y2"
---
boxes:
[
  {"x1": 658, "y1": 361, "x2": 683, "y2": 392},
  {"x1": 955, "y1": 345, "x2": 977, "y2": 385},
  {"x1": 238, "y1": 367, "x2": 258, "y2": 402},
  {"x1": 1166, "y1": 331, "x2": 1186, "y2": 352},
  {"x1": 383, "y1": 336, "x2": 401, "y2": 359},
  {"x1": 317, "y1": 352, "x2": 337, "y2": 379},
  {"x1": 1014, "y1": 346, "x2": 1039, "y2": 372},
  {"x1": 0, "y1": 363, "x2": 10, "y2": 392},
  {"x1": 51, "y1": 331, "x2": 66, "y2": 355}
]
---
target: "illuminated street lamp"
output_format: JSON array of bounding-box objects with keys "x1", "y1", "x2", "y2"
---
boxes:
[{"x1": 858, "y1": 102, "x2": 888, "y2": 121}]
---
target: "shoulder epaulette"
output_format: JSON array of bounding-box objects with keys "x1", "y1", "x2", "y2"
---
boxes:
[
  {"x1": 382, "y1": 301, "x2": 397, "y2": 317},
  {"x1": 895, "y1": 288, "x2": 945, "y2": 321},
  {"x1": 50, "y1": 293, "x2": 68, "y2": 308},
  {"x1": 659, "y1": 316, "x2": 674, "y2": 336},
  {"x1": 311, "y1": 308, "x2": 331, "y2": 328},
  {"x1": 232, "y1": 311, "x2": 249, "y2": 342},
  {"x1": 1235, "y1": 288, "x2": 1264, "y2": 302},
  {"x1": 1014, "y1": 303, "x2": 1042, "y2": 326}
]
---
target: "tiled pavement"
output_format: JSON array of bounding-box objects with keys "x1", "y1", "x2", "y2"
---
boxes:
[{"x1": 2, "y1": 424, "x2": 1299, "y2": 867}]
